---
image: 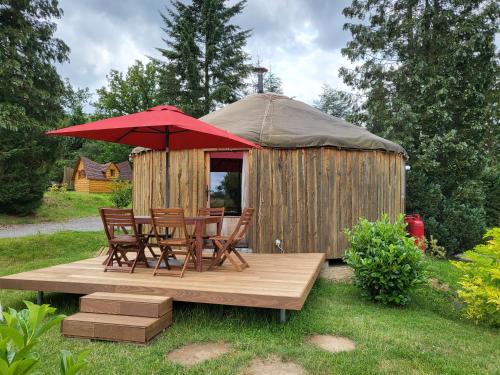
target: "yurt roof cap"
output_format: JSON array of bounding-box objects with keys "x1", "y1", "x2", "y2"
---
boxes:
[{"x1": 198, "y1": 93, "x2": 407, "y2": 157}]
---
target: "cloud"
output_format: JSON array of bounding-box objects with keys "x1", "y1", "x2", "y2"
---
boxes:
[{"x1": 54, "y1": 0, "x2": 355, "y2": 106}]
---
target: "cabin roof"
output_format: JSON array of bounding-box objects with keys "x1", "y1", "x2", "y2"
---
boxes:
[
  {"x1": 199, "y1": 93, "x2": 407, "y2": 157},
  {"x1": 76, "y1": 157, "x2": 132, "y2": 181}
]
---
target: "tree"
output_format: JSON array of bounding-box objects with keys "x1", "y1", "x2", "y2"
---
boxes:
[
  {"x1": 77, "y1": 60, "x2": 177, "y2": 164},
  {"x1": 158, "y1": 0, "x2": 252, "y2": 117},
  {"x1": 314, "y1": 85, "x2": 362, "y2": 125},
  {"x1": 94, "y1": 60, "x2": 176, "y2": 117},
  {"x1": 264, "y1": 71, "x2": 283, "y2": 94},
  {"x1": 341, "y1": 0, "x2": 499, "y2": 254},
  {"x1": 0, "y1": 0, "x2": 69, "y2": 214}
]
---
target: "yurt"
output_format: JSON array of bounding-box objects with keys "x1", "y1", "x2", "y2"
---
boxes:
[{"x1": 131, "y1": 93, "x2": 407, "y2": 259}]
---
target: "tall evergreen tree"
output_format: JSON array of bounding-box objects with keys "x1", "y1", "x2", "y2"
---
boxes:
[
  {"x1": 158, "y1": 0, "x2": 252, "y2": 117},
  {"x1": 0, "y1": 0, "x2": 69, "y2": 214},
  {"x1": 341, "y1": 0, "x2": 499, "y2": 254}
]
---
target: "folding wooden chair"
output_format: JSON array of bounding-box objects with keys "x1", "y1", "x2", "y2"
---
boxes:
[
  {"x1": 150, "y1": 208, "x2": 196, "y2": 278},
  {"x1": 209, "y1": 208, "x2": 255, "y2": 272},
  {"x1": 198, "y1": 207, "x2": 224, "y2": 258},
  {"x1": 100, "y1": 208, "x2": 147, "y2": 273}
]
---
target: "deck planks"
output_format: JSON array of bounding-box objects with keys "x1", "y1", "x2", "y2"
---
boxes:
[{"x1": 0, "y1": 253, "x2": 325, "y2": 310}]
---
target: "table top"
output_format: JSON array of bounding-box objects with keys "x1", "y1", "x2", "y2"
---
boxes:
[{"x1": 134, "y1": 215, "x2": 221, "y2": 225}]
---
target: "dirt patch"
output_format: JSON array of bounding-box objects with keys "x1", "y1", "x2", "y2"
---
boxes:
[
  {"x1": 166, "y1": 342, "x2": 231, "y2": 367},
  {"x1": 242, "y1": 356, "x2": 307, "y2": 375},
  {"x1": 428, "y1": 277, "x2": 450, "y2": 292},
  {"x1": 306, "y1": 334, "x2": 356, "y2": 353},
  {"x1": 320, "y1": 263, "x2": 353, "y2": 283}
]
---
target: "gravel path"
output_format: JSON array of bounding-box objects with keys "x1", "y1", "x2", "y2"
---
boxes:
[{"x1": 0, "y1": 216, "x2": 102, "y2": 238}]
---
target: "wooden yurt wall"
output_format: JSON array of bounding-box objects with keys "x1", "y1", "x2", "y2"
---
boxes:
[
  {"x1": 132, "y1": 149, "x2": 205, "y2": 217},
  {"x1": 132, "y1": 148, "x2": 405, "y2": 258},
  {"x1": 247, "y1": 148, "x2": 405, "y2": 258}
]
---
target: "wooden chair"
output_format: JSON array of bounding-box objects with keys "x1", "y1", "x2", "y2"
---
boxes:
[
  {"x1": 100, "y1": 208, "x2": 147, "y2": 273},
  {"x1": 150, "y1": 208, "x2": 196, "y2": 278},
  {"x1": 197, "y1": 207, "x2": 224, "y2": 259},
  {"x1": 209, "y1": 208, "x2": 255, "y2": 272}
]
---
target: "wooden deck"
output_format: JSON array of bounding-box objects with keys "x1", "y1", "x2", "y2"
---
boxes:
[{"x1": 0, "y1": 253, "x2": 325, "y2": 310}]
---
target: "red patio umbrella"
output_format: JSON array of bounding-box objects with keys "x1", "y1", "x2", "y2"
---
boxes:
[{"x1": 47, "y1": 105, "x2": 259, "y2": 206}]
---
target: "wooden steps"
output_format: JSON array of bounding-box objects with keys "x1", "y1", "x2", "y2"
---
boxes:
[{"x1": 62, "y1": 292, "x2": 172, "y2": 343}]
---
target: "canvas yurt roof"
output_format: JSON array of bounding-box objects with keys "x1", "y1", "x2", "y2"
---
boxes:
[{"x1": 199, "y1": 93, "x2": 407, "y2": 157}]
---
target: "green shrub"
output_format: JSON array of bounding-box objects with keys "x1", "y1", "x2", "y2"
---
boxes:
[
  {"x1": 48, "y1": 183, "x2": 68, "y2": 193},
  {"x1": 425, "y1": 235, "x2": 446, "y2": 259},
  {"x1": 452, "y1": 228, "x2": 500, "y2": 327},
  {"x1": 0, "y1": 301, "x2": 89, "y2": 374},
  {"x1": 110, "y1": 180, "x2": 132, "y2": 208},
  {"x1": 344, "y1": 214, "x2": 426, "y2": 306}
]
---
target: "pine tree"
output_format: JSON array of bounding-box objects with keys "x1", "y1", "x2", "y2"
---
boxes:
[
  {"x1": 341, "y1": 0, "x2": 499, "y2": 254},
  {"x1": 158, "y1": 0, "x2": 252, "y2": 117},
  {"x1": 0, "y1": 0, "x2": 69, "y2": 214},
  {"x1": 264, "y1": 72, "x2": 283, "y2": 94}
]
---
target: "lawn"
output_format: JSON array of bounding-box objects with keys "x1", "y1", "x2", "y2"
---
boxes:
[
  {"x1": 0, "y1": 232, "x2": 498, "y2": 375},
  {"x1": 0, "y1": 191, "x2": 112, "y2": 225}
]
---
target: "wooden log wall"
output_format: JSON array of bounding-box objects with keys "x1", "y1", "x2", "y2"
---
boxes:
[
  {"x1": 247, "y1": 148, "x2": 405, "y2": 258},
  {"x1": 132, "y1": 148, "x2": 405, "y2": 259}
]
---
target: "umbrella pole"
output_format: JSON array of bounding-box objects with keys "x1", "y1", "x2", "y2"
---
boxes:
[{"x1": 165, "y1": 130, "x2": 170, "y2": 208}]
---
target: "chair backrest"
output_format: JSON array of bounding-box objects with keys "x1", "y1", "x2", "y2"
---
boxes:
[
  {"x1": 99, "y1": 208, "x2": 138, "y2": 241},
  {"x1": 227, "y1": 208, "x2": 255, "y2": 245},
  {"x1": 198, "y1": 207, "x2": 224, "y2": 236},
  {"x1": 150, "y1": 208, "x2": 190, "y2": 242}
]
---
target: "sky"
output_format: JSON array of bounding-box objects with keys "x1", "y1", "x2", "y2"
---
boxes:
[{"x1": 54, "y1": 0, "x2": 354, "y2": 108}]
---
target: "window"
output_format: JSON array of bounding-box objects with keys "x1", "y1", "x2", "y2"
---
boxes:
[
  {"x1": 110, "y1": 169, "x2": 115, "y2": 177},
  {"x1": 78, "y1": 170, "x2": 86, "y2": 179},
  {"x1": 209, "y1": 152, "x2": 243, "y2": 216}
]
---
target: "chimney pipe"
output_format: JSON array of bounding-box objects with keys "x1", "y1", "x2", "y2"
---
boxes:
[{"x1": 253, "y1": 66, "x2": 268, "y2": 93}]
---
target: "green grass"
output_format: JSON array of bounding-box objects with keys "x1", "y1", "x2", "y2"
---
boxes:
[
  {"x1": 0, "y1": 191, "x2": 112, "y2": 225},
  {"x1": 0, "y1": 233, "x2": 498, "y2": 375}
]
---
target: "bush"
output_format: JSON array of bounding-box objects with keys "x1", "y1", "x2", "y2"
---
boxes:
[
  {"x1": 0, "y1": 301, "x2": 89, "y2": 374},
  {"x1": 344, "y1": 214, "x2": 426, "y2": 306},
  {"x1": 425, "y1": 235, "x2": 446, "y2": 259},
  {"x1": 110, "y1": 180, "x2": 132, "y2": 208},
  {"x1": 48, "y1": 183, "x2": 68, "y2": 193},
  {"x1": 452, "y1": 228, "x2": 500, "y2": 327}
]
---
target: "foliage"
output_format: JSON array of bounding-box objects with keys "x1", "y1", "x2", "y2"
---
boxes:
[
  {"x1": 481, "y1": 165, "x2": 500, "y2": 228},
  {"x1": 314, "y1": 85, "x2": 362, "y2": 125},
  {"x1": 344, "y1": 214, "x2": 426, "y2": 305},
  {"x1": 0, "y1": 301, "x2": 89, "y2": 375},
  {"x1": 48, "y1": 183, "x2": 68, "y2": 193},
  {"x1": 452, "y1": 228, "x2": 500, "y2": 326},
  {"x1": 425, "y1": 235, "x2": 446, "y2": 259},
  {"x1": 158, "y1": 0, "x2": 252, "y2": 117},
  {"x1": 60, "y1": 350, "x2": 90, "y2": 375},
  {"x1": 94, "y1": 60, "x2": 172, "y2": 118},
  {"x1": 110, "y1": 181, "x2": 132, "y2": 208},
  {"x1": 0, "y1": 0, "x2": 69, "y2": 214},
  {"x1": 341, "y1": 0, "x2": 499, "y2": 255},
  {"x1": 263, "y1": 71, "x2": 283, "y2": 94},
  {"x1": 77, "y1": 141, "x2": 131, "y2": 165}
]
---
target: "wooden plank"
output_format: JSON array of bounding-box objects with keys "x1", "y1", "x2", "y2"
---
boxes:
[
  {"x1": 62, "y1": 311, "x2": 172, "y2": 343},
  {"x1": 0, "y1": 253, "x2": 324, "y2": 311},
  {"x1": 80, "y1": 292, "x2": 172, "y2": 318}
]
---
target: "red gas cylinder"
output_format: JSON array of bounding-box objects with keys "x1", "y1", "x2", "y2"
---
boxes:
[{"x1": 404, "y1": 214, "x2": 425, "y2": 253}]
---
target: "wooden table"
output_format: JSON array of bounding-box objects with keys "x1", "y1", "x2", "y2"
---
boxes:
[{"x1": 134, "y1": 215, "x2": 222, "y2": 272}]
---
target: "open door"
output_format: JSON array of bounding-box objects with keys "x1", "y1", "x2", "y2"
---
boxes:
[{"x1": 206, "y1": 151, "x2": 249, "y2": 247}]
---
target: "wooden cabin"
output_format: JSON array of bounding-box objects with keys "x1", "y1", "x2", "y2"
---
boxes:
[
  {"x1": 131, "y1": 93, "x2": 408, "y2": 259},
  {"x1": 73, "y1": 156, "x2": 132, "y2": 193}
]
